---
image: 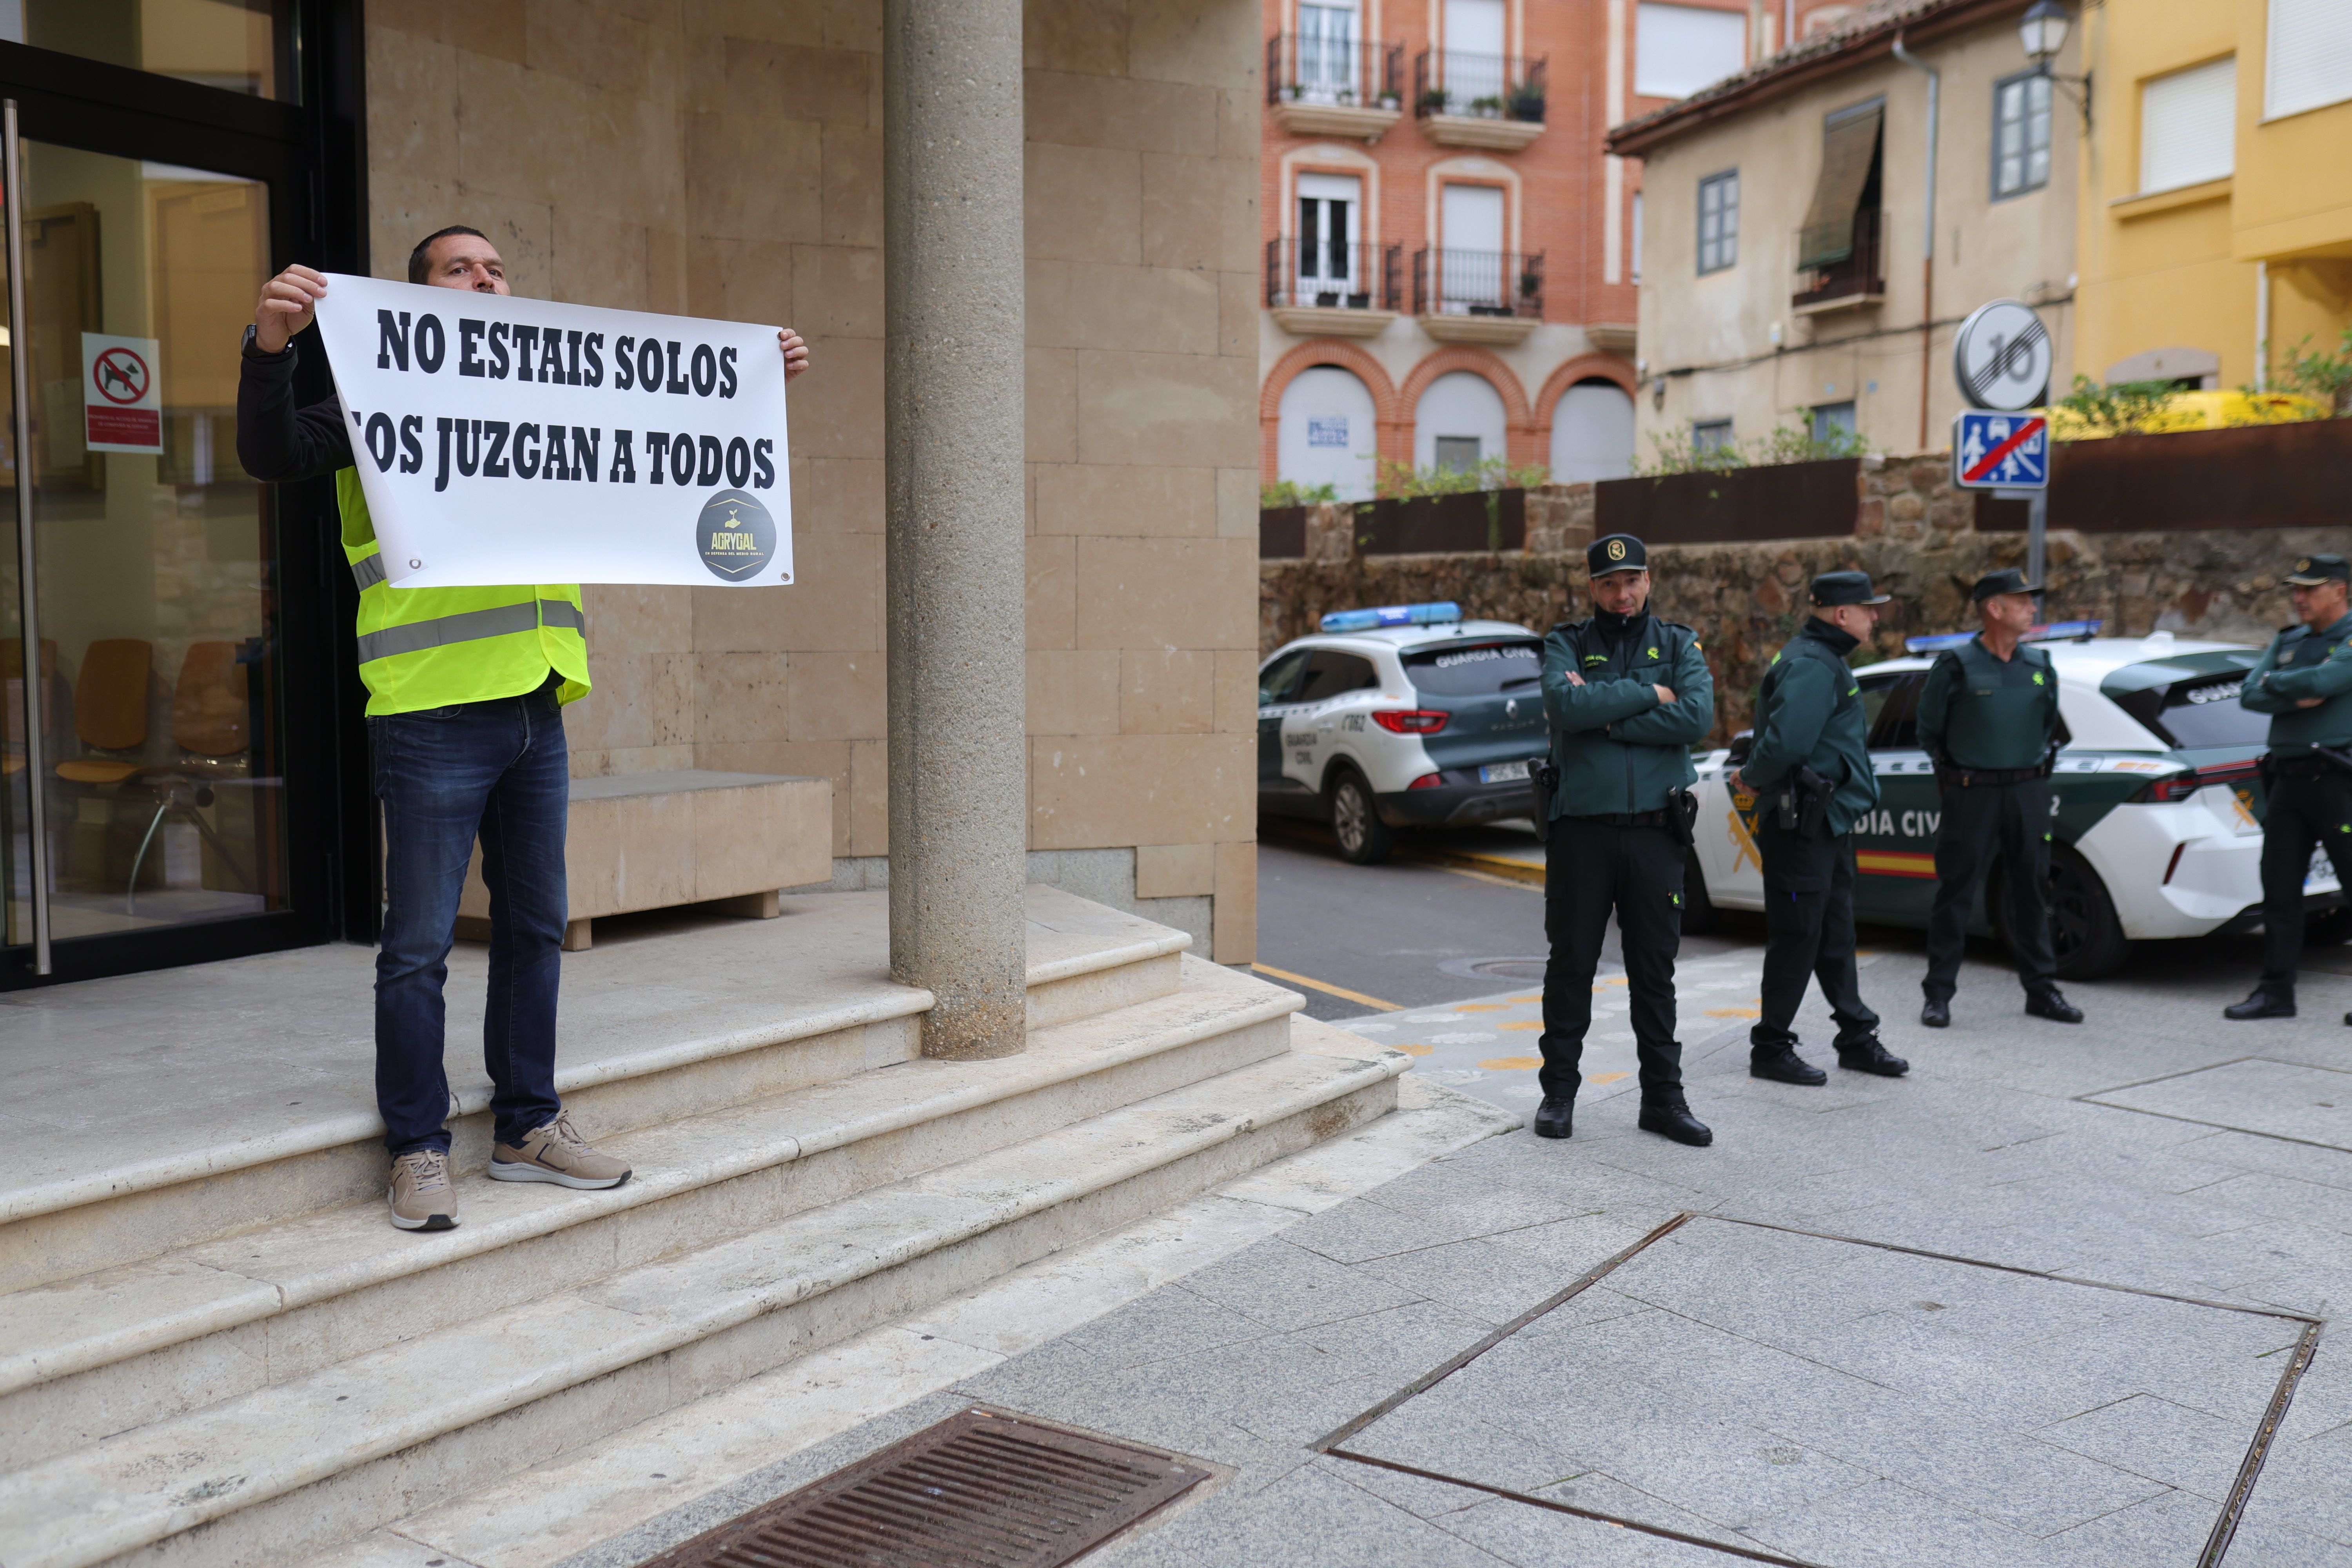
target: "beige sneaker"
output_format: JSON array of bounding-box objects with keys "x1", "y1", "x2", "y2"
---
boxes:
[
  {"x1": 489, "y1": 1112, "x2": 632, "y2": 1190},
  {"x1": 388, "y1": 1149, "x2": 458, "y2": 1231}
]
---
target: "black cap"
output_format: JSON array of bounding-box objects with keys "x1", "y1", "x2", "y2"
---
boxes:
[
  {"x1": 1586, "y1": 534, "x2": 1647, "y2": 575},
  {"x1": 2285, "y1": 553, "x2": 2350, "y2": 586},
  {"x1": 1809, "y1": 570, "x2": 1890, "y2": 607},
  {"x1": 1971, "y1": 567, "x2": 2041, "y2": 603}
]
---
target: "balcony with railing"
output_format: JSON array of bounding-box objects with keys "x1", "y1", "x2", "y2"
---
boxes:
[
  {"x1": 1266, "y1": 33, "x2": 1405, "y2": 140},
  {"x1": 1792, "y1": 207, "x2": 1886, "y2": 315},
  {"x1": 1411, "y1": 51, "x2": 1546, "y2": 150},
  {"x1": 1266, "y1": 238, "x2": 1401, "y2": 336},
  {"x1": 1412, "y1": 248, "x2": 1543, "y2": 343}
]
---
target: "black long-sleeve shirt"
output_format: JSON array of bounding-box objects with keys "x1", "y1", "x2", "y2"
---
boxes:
[{"x1": 235, "y1": 332, "x2": 352, "y2": 483}]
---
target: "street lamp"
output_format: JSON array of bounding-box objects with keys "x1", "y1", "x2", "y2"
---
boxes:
[{"x1": 2019, "y1": 0, "x2": 2091, "y2": 127}]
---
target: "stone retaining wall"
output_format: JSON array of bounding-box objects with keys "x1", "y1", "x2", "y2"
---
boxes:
[{"x1": 1262, "y1": 455, "x2": 2340, "y2": 740}]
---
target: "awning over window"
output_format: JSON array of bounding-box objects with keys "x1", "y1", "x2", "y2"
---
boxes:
[{"x1": 1797, "y1": 100, "x2": 1883, "y2": 269}]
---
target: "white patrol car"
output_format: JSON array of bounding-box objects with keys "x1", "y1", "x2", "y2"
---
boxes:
[
  {"x1": 1259, "y1": 604, "x2": 1550, "y2": 863},
  {"x1": 1687, "y1": 630, "x2": 2347, "y2": 978}
]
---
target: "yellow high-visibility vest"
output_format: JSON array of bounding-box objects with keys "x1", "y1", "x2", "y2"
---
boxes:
[{"x1": 336, "y1": 469, "x2": 590, "y2": 717}]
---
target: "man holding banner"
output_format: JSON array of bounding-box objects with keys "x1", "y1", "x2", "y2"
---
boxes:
[{"x1": 236, "y1": 226, "x2": 809, "y2": 1231}]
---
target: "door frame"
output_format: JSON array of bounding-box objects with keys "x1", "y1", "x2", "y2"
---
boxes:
[{"x1": 0, "y1": 2, "x2": 374, "y2": 989}]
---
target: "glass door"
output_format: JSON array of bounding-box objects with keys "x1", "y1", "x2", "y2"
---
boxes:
[
  {"x1": 8, "y1": 132, "x2": 286, "y2": 947},
  {"x1": 0, "y1": 0, "x2": 369, "y2": 987}
]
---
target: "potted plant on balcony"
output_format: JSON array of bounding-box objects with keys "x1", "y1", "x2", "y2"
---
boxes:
[
  {"x1": 1417, "y1": 86, "x2": 1450, "y2": 115},
  {"x1": 1519, "y1": 270, "x2": 1542, "y2": 304},
  {"x1": 1508, "y1": 84, "x2": 1546, "y2": 121},
  {"x1": 1379, "y1": 89, "x2": 1401, "y2": 109},
  {"x1": 1468, "y1": 94, "x2": 1503, "y2": 117},
  {"x1": 1286, "y1": 81, "x2": 1306, "y2": 100}
]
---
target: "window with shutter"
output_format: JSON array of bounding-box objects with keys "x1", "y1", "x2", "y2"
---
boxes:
[
  {"x1": 2139, "y1": 56, "x2": 2235, "y2": 195},
  {"x1": 1992, "y1": 71, "x2": 2052, "y2": 199},
  {"x1": 2266, "y1": 0, "x2": 2352, "y2": 120}
]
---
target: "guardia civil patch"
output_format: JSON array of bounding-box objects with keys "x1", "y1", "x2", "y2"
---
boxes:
[{"x1": 697, "y1": 490, "x2": 780, "y2": 582}]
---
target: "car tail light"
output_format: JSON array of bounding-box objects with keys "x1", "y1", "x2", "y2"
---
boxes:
[
  {"x1": 1373, "y1": 709, "x2": 1448, "y2": 735},
  {"x1": 1408, "y1": 773, "x2": 1444, "y2": 790},
  {"x1": 2136, "y1": 771, "x2": 2203, "y2": 803}
]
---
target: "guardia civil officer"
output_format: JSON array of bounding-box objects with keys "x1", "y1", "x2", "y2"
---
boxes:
[
  {"x1": 2228, "y1": 552, "x2": 2352, "y2": 1022},
  {"x1": 1532, "y1": 533, "x2": 1715, "y2": 1147},
  {"x1": 1915, "y1": 568, "x2": 2084, "y2": 1028},
  {"x1": 1731, "y1": 572, "x2": 1909, "y2": 1083}
]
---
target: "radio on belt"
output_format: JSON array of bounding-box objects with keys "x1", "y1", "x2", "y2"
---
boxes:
[{"x1": 1319, "y1": 602, "x2": 1463, "y2": 633}]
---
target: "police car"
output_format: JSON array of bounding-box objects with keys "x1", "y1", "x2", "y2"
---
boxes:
[
  {"x1": 1259, "y1": 603, "x2": 1550, "y2": 863},
  {"x1": 1687, "y1": 628, "x2": 2346, "y2": 978}
]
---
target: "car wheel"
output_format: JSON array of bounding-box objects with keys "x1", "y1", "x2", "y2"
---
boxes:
[
  {"x1": 2027, "y1": 845, "x2": 2132, "y2": 981},
  {"x1": 1328, "y1": 770, "x2": 1395, "y2": 866},
  {"x1": 1679, "y1": 850, "x2": 1718, "y2": 935}
]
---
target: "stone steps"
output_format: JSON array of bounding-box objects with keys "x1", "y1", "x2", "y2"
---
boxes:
[
  {"x1": 0, "y1": 890, "x2": 1187, "y2": 1298},
  {"x1": 0, "y1": 1041, "x2": 1404, "y2": 1568},
  {"x1": 0, "y1": 956, "x2": 1292, "y2": 1471}
]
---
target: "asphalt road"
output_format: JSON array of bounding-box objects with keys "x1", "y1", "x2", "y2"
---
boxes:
[{"x1": 1256, "y1": 816, "x2": 2352, "y2": 1025}]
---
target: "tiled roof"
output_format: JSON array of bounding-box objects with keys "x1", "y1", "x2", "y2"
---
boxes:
[{"x1": 1608, "y1": 0, "x2": 2008, "y2": 153}]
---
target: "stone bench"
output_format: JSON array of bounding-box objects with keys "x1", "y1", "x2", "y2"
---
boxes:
[{"x1": 457, "y1": 770, "x2": 832, "y2": 951}]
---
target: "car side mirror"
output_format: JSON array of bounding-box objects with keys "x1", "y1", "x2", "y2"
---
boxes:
[{"x1": 1725, "y1": 730, "x2": 1754, "y2": 766}]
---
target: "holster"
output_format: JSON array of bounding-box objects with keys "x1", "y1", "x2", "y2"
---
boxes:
[
  {"x1": 1780, "y1": 764, "x2": 1833, "y2": 839},
  {"x1": 1668, "y1": 788, "x2": 1698, "y2": 851},
  {"x1": 1528, "y1": 756, "x2": 1560, "y2": 843}
]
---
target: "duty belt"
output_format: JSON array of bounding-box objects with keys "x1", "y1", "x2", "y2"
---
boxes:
[
  {"x1": 2269, "y1": 753, "x2": 2351, "y2": 782},
  {"x1": 1936, "y1": 764, "x2": 2044, "y2": 788},
  {"x1": 1569, "y1": 808, "x2": 1672, "y2": 828}
]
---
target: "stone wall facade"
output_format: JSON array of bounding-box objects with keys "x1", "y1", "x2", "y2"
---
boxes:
[
  {"x1": 368, "y1": 0, "x2": 1262, "y2": 961},
  {"x1": 1263, "y1": 456, "x2": 2334, "y2": 740}
]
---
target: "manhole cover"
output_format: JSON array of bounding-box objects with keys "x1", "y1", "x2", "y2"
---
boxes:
[
  {"x1": 1316, "y1": 1215, "x2": 2319, "y2": 1567},
  {"x1": 639, "y1": 1408, "x2": 1210, "y2": 1568},
  {"x1": 1436, "y1": 955, "x2": 1552, "y2": 982}
]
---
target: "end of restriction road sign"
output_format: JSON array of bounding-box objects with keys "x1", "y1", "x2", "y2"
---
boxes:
[{"x1": 1952, "y1": 409, "x2": 2048, "y2": 490}]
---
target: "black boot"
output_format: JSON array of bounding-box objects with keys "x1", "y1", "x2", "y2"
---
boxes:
[
  {"x1": 2224, "y1": 991, "x2": 2296, "y2": 1020},
  {"x1": 1638, "y1": 1093, "x2": 1712, "y2": 1147},
  {"x1": 2025, "y1": 987, "x2": 2083, "y2": 1024},
  {"x1": 1749, "y1": 1044, "x2": 1827, "y2": 1086},
  {"x1": 1836, "y1": 1036, "x2": 1909, "y2": 1076},
  {"x1": 1533, "y1": 1096, "x2": 1575, "y2": 1139},
  {"x1": 1920, "y1": 997, "x2": 1951, "y2": 1028}
]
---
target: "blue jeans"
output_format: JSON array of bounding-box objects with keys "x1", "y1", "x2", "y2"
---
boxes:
[{"x1": 370, "y1": 677, "x2": 569, "y2": 1155}]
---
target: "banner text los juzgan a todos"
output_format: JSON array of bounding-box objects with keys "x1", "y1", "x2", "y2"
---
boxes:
[{"x1": 311, "y1": 274, "x2": 792, "y2": 587}]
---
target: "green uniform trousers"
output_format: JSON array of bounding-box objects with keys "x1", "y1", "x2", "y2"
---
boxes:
[
  {"x1": 1924, "y1": 778, "x2": 2056, "y2": 1002},
  {"x1": 1754, "y1": 817, "x2": 1879, "y2": 1053},
  {"x1": 2261, "y1": 769, "x2": 2352, "y2": 998}
]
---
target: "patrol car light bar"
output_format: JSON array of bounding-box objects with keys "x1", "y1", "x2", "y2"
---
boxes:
[
  {"x1": 1902, "y1": 619, "x2": 2104, "y2": 654},
  {"x1": 1320, "y1": 601, "x2": 1462, "y2": 633}
]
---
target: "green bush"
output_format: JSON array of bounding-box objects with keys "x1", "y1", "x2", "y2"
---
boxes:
[
  {"x1": 1259, "y1": 479, "x2": 1340, "y2": 508},
  {"x1": 1372, "y1": 456, "x2": 1550, "y2": 498},
  {"x1": 1631, "y1": 420, "x2": 1867, "y2": 476},
  {"x1": 2267, "y1": 329, "x2": 2352, "y2": 415}
]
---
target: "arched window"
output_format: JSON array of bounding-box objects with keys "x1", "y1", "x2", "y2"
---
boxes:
[
  {"x1": 1550, "y1": 379, "x2": 1635, "y2": 483},
  {"x1": 1277, "y1": 365, "x2": 1379, "y2": 501},
  {"x1": 1414, "y1": 370, "x2": 1507, "y2": 474}
]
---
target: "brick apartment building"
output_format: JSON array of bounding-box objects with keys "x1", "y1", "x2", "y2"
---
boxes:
[{"x1": 1259, "y1": 0, "x2": 1863, "y2": 499}]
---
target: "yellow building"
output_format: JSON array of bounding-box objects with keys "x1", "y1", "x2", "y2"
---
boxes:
[{"x1": 2078, "y1": 0, "x2": 2352, "y2": 395}]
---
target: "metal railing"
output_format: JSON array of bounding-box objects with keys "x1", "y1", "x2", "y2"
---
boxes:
[
  {"x1": 1266, "y1": 33, "x2": 1404, "y2": 109},
  {"x1": 1793, "y1": 208, "x2": 1886, "y2": 310},
  {"x1": 1412, "y1": 248, "x2": 1544, "y2": 318},
  {"x1": 1266, "y1": 238, "x2": 1401, "y2": 311},
  {"x1": 1411, "y1": 51, "x2": 1546, "y2": 121}
]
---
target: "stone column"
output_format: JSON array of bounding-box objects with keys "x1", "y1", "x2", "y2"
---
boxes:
[{"x1": 883, "y1": 0, "x2": 1029, "y2": 1058}]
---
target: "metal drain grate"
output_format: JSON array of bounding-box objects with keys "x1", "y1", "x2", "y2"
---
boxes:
[{"x1": 639, "y1": 1408, "x2": 1211, "y2": 1568}]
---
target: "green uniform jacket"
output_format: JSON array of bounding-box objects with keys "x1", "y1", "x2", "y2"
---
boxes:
[
  {"x1": 1744, "y1": 618, "x2": 1878, "y2": 835},
  {"x1": 2242, "y1": 612, "x2": 2352, "y2": 753},
  {"x1": 1539, "y1": 611, "x2": 1715, "y2": 817},
  {"x1": 1916, "y1": 636, "x2": 2059, "y2": 771}
]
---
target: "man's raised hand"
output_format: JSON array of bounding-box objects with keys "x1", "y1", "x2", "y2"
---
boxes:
[
  {"x1": 253, "y1": 265, "x2": 328, "y2": 354},
  {"x1": 779, "y1": 328, "x2": 810, "y2": 383}
]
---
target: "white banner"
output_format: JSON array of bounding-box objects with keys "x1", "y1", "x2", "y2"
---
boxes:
[{"x1": 308, "y1": 273, "x2": 792, "y2": 587}]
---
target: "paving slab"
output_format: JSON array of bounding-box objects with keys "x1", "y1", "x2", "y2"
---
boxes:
[{"x1": 2085, "y1": 1058, "x2": 2352, "y2": 1150}]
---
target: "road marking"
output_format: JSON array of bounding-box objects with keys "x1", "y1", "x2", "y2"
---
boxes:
[
  {"x1": 1250, "y1": 962, "x2": 1402, "y2": 1012},
  {"x1": 1479, "y1": 1056, "x2": 1543, "y2": 1070}
]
